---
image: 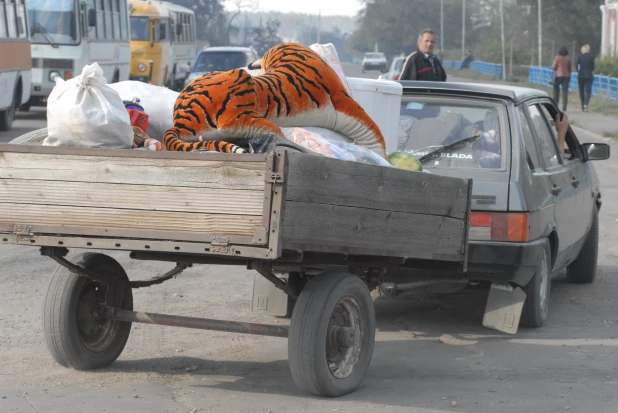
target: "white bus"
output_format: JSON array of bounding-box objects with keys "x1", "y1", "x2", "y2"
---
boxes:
[
  {"x1": 0, "y1": 0, "x2": 31, "y2": 130},
  {"x1": 25, "y1": 0, "x2": 131, "y2": 108}
]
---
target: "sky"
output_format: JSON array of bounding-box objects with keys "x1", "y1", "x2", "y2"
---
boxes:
[{"x1": 224, "y1": 0, "x2": 363, "y2": 16}]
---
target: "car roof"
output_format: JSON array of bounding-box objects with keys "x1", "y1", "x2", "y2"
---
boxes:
[
  {"x1": 199, "y1": 46, "x2": 256, "y2": 53},
  {"x1": 399, "y1": 81, "x2": 548, "y2": 104}
]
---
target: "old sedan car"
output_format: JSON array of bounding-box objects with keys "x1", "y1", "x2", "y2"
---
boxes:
[
  {"x1": 184, "y1": 46, "x2": 259, "y2": 88},
  {"x1": 361, "y1": 52, "x2": 388, "y2": 73},
  {"x1": 387, "y1": 81, "x2": 609, "y2": 329},
  {"x1": 378, "y1": 56, "x2": 406, "y2": 80}
]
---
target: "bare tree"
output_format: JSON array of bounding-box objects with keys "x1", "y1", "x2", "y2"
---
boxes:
[{"x1": 226, "y1": 0, "x2": 259, "y2": 45}]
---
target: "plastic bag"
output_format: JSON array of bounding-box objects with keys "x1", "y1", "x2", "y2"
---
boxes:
[
  {"x1": 310, "y1": 43, "x2": 351, "y2": 94},
  {"x1": 44, "y1": 63, "x2": 133, "y2": 149},
  {"x1": 109, "y1": 81, "x2": 179, "y2": 140},
  {"x1": 282, "y1": 127, "x2": 392, "y2": 167}
]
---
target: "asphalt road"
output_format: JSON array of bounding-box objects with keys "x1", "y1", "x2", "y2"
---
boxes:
[{"x1": 0, "y1": 64, "x2": 617, "y2": 413}]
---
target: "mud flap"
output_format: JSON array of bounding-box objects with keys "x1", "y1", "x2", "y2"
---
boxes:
[
  {"x1": 251, "y1": 273, "x2": 289, "y2": 316},
  {"x1": 482, "y1": 283, "x2": 526, "y2": 335}
]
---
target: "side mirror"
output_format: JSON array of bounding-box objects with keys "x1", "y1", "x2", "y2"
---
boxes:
[
  {"x1": 582, "y1": 143, "x2": 610, "y2": 161},
  {"x1": 88, "y1": 8, "x2": 96, "y2": 27},
  {"x1": 159, "y1": 23, "x2": 166, "y2": 40}
]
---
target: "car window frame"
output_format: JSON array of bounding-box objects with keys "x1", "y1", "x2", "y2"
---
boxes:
[
  {"x1": 523, "y1": 102, "x2": 564, "y2": 171},
  {"x1": 398, "y1": 94, "x2": 509, "y2": 171},
  {"x1": 515, "y1": 104, "x2": 542, "y2": 173}
]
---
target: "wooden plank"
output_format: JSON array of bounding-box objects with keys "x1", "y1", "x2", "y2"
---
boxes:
[
  {"x1": 0, "y1": 204, "x2": 262, "y2": 236},
  {"x1": 0, "y1": 143, "x2": 269, "y2": 163},
  {"x1": 282, "y1": 201, "x2": 466, "y2": 262},
  {"x1": 0, "y1": 180, "x2": 265, "y2": 216},
  {"x1": 285, "y1": 153, "x2": 470, "y2": 219},
  {"x1": 0, "y1": 234, "x2": 273, "y2": 259},
  {"x1": 0, "y1": 153, "x2": 267, "y2": 190}
]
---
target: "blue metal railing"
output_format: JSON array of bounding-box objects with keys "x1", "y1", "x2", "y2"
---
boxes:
[
  {"x1": 443, "y1": 60, "x2": 503, "y2": 79},
  {"x1": 528, "y1": 66, "x2": 618, "y2": 101}
]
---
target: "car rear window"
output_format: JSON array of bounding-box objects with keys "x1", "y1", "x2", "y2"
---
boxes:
[
  {"x1": 193, "y1": 51, "x2": 249, "y2": 72},
  {"x1": 398, "y1": 98, "x2": 505, "y2": 170}
]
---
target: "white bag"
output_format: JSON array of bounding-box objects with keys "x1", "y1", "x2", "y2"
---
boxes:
[
  {"x1": 44, "y1": 63, "x2": 133, "y2": 149},
  {"x1": 310, "y1": 43, "x2": 351, "y2": 94},
  {"x1": 109, "y1": 81, "x2": 179, "y2": 140}
]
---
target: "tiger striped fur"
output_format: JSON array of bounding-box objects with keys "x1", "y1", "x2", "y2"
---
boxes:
[{"x1": 162, "y1": 43, "x2": 386, "y2": 157}]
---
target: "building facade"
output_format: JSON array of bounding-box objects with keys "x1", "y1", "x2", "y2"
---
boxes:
[{"x1": 601, "y1": 0, "x2": 618, "y2": 56}]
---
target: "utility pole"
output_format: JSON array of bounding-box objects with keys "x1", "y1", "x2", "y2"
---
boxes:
[
  {"x1": 440, "y1": 0, "x2": 444, "y2": 59},
  {"x1": 538, "y1": 0, "x2": 542, "y2": 67},
  {"x1": 500, "y1": 0, "x2": 506, "y2": 80},
  {"x1": 317, "y1": 11, "x2": 321, "y2": 43},
  {"x1": 462, "y1": 0, "x2": 466, "y2": 59}
]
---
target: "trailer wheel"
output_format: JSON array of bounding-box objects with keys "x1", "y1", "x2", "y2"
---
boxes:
[
  {"x1": 42, "y1": 252, "x2": 133, "y2": 370},
  {"x1": 288, "y1": 273, "x2": 375, "y2": 397}
]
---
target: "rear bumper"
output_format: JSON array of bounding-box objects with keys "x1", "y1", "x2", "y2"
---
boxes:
[{"x1": 466, "y1": 238, "x2": 548, "y2": 286}]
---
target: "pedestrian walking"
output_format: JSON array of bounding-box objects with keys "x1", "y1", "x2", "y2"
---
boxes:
[
  {"x1": 577, "y1": 44, "x2": 595, "y2": 112},
  {"x1": 552, "y1": 47, "x2": 571, "y2": 111},
  {"x1": 399, "y1": 29, "x2": 447, "y2": 81}
]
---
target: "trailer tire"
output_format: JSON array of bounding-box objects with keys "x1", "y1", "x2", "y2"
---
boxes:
[
  {"x1": 42, "y1": 252, "x2": 133, "y2": 370},
  {"x1": 288, "y1": 273, "x2": 375, "y2": 397}
]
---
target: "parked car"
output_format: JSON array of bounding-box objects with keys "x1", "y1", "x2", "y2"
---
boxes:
[
  {"x1": 184, "y1": 46, "x2": 259, "y2": 88},
  {"x1": 379, "y1": 56, "x2": 406, "y2": 80},
  {"x1": 389, "y1": 81, "x2": 609, "y2": 329},
  {"x1": 361, "y1": 52, "x2": 388, "y2": 73}
]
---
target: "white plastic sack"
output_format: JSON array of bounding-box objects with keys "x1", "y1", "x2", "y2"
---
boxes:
[
  {"x1": 44, "y1": 63, "x2": 133, "y2": 149},
  {"x1": 310, "y1": 43, "x2": 351, "y2": 94},
  {"x1": 109, "y1": 81, "x2": 179, "y2": 140}
]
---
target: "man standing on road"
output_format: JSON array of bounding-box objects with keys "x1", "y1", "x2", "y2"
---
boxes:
[{"x1": 399, "y1": 29, "x2": 447, "y2": 82}]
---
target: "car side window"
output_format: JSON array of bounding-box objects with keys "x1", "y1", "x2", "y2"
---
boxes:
[
  {"x1": 527, "y1": 105, "x2": 561, "y2": 169},
  {"x1": 517, "y1": 107, "x2": 541, "y2": 170}
]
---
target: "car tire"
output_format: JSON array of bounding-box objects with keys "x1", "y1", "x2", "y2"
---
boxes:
[
  {"x1": 0, "y1": 87, "x2": 17, "y2": 131},
  {"x1": 566, "y1": 207, "x2": 599, "y2": 284},
  {"x1": 520, "y1": 243, "x2": 551, "y2": 328}
]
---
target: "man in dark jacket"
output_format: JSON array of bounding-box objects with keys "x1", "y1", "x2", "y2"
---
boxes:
[
  {"x1": 577, "y1": 44, "x2": 595, "y2": 112},
  {"x1": 399, "y1": 29, "x2": 447, "y2": 81}
]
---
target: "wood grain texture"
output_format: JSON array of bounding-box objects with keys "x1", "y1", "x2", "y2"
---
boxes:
[
  {"x1": 0, "y1": 180, "x2": 264, "y2": 216},
  {"x1": 282, "y1": 201, "x2": 466, "y2": 262},
  {"x1": 0, "y1": 153, "x2": 266, "y2": 189},
  {"x1": 0, "y1": 204, "x2": 262, "y2": 236},
  {"x1": 285, "y1": 153, "x2": 470, "y2": 219}
]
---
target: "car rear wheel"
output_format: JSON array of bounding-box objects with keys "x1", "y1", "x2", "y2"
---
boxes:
[
  {"x1": 520, "y1": 243, "x2": 551, "y2": 328},
  {"x1": 566, "y1": 207, "x2": 599, "y2": 284}
]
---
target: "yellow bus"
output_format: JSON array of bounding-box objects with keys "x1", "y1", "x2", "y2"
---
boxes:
[
  {"x1": 128, "y1": 0, "x2": 196, "y2": 91},
  {"x1": 0, "y1": 0, "x2": 31, "y2": 131}
]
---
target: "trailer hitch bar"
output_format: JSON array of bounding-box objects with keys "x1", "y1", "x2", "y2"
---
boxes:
[{"x1": 103, "y1": 307, "x2": 290, "y2": 338}]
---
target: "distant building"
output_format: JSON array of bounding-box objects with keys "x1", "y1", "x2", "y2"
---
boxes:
[{"x1": 601, "y1": 0, "x2": 618, "y2": 56}]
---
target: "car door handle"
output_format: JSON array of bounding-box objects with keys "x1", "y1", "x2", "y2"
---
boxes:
[
  {"x1": 572, "y1": 178, "x2": 581, "y2": 188},
  {"x1": 551, "y1": 186, "x2": 563, "y2": 196}
]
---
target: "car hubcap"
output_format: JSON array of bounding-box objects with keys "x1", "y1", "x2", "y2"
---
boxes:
[{"x1": 325, "y1": 296, "x2": 364, "y2": 379}]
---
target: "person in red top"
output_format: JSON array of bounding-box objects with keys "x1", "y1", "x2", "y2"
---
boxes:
[{"x1": 552, "y1": 47, "x2": 572, "y2": 111}]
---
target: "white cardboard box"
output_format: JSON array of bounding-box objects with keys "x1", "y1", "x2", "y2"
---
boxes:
[{"x1": 347, "y1": 77, "x2": 403, "y2": 154}]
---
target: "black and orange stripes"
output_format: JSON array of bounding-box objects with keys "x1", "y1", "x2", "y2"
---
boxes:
[{"x1": 162, "y1": 43, "x2": 386, "y2": 154}]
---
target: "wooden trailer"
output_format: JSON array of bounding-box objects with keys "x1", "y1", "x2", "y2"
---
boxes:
[{"x1": 0, "y1": 140, "x2": 471, "y2": 397}]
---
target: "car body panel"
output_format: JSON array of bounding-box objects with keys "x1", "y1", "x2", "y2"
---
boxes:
[{"x1": 400, "y1": 81, "x2": 605, "y2": 286}]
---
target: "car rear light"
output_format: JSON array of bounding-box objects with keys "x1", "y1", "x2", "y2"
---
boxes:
[
  {"x1": 469, "y1": 212, "x2": 529, "y2": 242},
  {"x1": 393, "y1": 74, "x2": 400, "y2": 80}
]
